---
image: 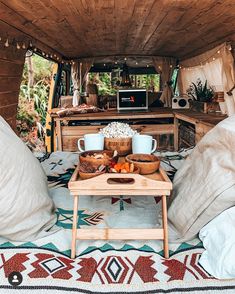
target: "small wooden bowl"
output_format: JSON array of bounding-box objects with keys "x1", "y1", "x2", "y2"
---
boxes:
[
  {"x1": 126, "y1": 154, "x2": 160, "y2": 175},
  {"x1": 79, "y1": 150, "x2": 116, "y2": 168},
  {"x1": 104, "y1": 137, "x2": 132, "y2": 156},
  {"x1": 79, "y1": 170, "x2": 105, "y2": 180}
]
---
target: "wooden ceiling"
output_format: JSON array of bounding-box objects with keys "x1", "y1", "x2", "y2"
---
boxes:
[{"x1": 0, "y1": 0, "x2": 235, "y2": 60}]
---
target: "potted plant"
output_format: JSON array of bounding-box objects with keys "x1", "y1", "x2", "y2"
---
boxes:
[{"x1": 187, "y1": 79, "x2": 218, "y2": 113}]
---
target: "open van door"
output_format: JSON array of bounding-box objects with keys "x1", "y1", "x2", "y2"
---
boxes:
[{"x1": 45, "y1": 63, "x2": 58, "y2": 153}]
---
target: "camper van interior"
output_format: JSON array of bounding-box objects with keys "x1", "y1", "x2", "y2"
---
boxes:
[{"x1": 0, "y1": 1, "x2": 235, "y2": 293}]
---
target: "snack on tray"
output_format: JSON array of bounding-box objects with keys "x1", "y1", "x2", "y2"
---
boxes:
[
  {"x1": 109, "y1": 162, "x2": 135, "y2": 174},
  {"x1": 79, "y1": 150, "x2": 118, "y2": 168}
]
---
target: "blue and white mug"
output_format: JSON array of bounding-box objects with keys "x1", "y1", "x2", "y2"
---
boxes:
[
  {"x1": 132, "y1": 134, "x2": 157, "y2": 154},
  {"x1": 78, "y1": 133, "x2": 104, "y2": 152}
]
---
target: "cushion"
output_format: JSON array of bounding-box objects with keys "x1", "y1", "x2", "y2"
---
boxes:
[
  {"x1": 168, "y1": 115, "x2": 235, "y2": 242},
  {"x1": 0, "y1": 116, "x2": 57, "y2": 241},
  {"x1": 199, "y1": 206, "x2": 235, "y2": 279}
]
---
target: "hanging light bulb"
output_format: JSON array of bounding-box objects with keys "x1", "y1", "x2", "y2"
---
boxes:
[
  {"x1": 217, "y1": 50, "x2": 220, "y2": 54},
  {"x1": 33, "y1": 47, "x2": 37, "y2": 52},
  {"x1": 170, "y1": 64, "x2": 173, "y2": 68},
  {"x1": 22, "y1": 43, "x2": 26, "y2": 49},
  {"x1": 146, "y1": 64, "x2": 149, "y2": 67},
  {"x1": 212, "y1": 57, "x2": 215, "y2": 61},
  {"x1": 29, "y1": 41, "x2": 33, "y2": 47},
  {"x1": 124, "y1": 57, "x2": 127, "y2": 61},
  {"x1": 4, "y1": 38, "x2": 9, "y2": 47},
  {"x1": 16, "y1": 42, "x2": 21, "y2": 50},
  {"x1": 42, "y1": 52, "x2": 45, "y2": 56},
  {"x1": 0, "y1": 36, "x2": 2, "y2": 41}
]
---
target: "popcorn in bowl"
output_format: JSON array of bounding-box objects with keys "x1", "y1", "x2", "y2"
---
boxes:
[{"x1": 99, "y1": 122, "x2": 137, "y2": 138}]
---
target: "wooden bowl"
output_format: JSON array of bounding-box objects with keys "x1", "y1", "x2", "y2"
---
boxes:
[
  {"x1": 79, "y1": 150, "x2": 116, "y2": 168},
  {"x1": 126, "y1": 154, "x2": 160, "y2": 175},
  {"x1": 79, "y1": 170, "x2": 105, "y2": 180},
  {"x1": 104, "y1": 137, "x2": 132, "y2": 156}
]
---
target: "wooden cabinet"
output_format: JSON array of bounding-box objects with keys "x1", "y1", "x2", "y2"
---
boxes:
[
  {"x1": 56, "y1": 122, "x2": 175, "y2": 152},
  {"x1": 195, "y1": 122, "x2": 214, "y2": 144},
  {"x1": 173, "y1": 110, "x2": 226, "y2": 150}
]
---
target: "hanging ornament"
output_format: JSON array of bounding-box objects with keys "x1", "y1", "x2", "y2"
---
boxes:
[{"x1": 4, "y1": 38, "x2": 9, "y2": 47}]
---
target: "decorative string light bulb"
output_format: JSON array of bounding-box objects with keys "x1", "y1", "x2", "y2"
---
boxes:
[
  {"x1": 4, "y1": 38, "x2": 9, "y2": 47},
  {"x1": 16, "y1": 42, "x2": 21, "y2": 50},
  {"x1": 29, "y1": 41, "x2": 33, "y2": 47},
  {"x1": 22, "y1": 43, "x2": 26, "y2": 49}
]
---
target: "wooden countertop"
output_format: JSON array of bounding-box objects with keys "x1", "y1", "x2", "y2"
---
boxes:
[
  {"x1": 173, "y1": 110, "x2": 227, "y2": 127},
  {"x1": 50, "y1": 108, "x2": 174, "y2": 121},
  {"x1": 50, "y1": 107, "x2": 227, "y2": 126}
]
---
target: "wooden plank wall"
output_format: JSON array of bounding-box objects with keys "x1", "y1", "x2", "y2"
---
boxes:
[{"x1": 0, "y1": 44, "x2": 26, "y2": 130}]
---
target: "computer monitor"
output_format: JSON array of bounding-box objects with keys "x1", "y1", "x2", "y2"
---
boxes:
[{"x1": 117, "y1": 89, "x2": 148, "y2": 111}]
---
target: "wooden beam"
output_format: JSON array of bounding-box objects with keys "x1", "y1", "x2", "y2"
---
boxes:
[{"x1": 76, "y1": 228, "x2": 164, "y2": 240}]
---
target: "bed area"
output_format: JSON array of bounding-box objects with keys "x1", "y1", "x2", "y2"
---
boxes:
[{"x1": 0, "y1": 147, "x2": 235, "y2": 293}]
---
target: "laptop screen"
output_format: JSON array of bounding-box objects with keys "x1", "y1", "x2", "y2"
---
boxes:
[{"x1": 117, "y1": 89, "x2": 148, "y2": 110}]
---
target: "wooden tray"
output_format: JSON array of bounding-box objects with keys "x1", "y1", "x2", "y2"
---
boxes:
[{"x1": 68, "y1": 164, "x2": 172, "y2": 196}]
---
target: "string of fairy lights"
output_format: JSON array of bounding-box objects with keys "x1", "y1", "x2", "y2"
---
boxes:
[
  {"x1": 178, "y1": 43, "x2": 232, "y2": 71},
  {"x1": 1, "y1": 35, "x2": 233, "y2": 69}
]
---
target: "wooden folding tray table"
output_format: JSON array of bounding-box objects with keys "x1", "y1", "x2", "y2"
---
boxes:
[{"x1": 68, "y1": 165, "x2": 172, "y2": 259}]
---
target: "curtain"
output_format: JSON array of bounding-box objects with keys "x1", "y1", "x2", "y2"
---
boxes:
[
  {"x1": 179, "y1": 43, "x2": 235, "y2": 115},
  {"x1": 71, "y1": 61, "x2": 80, "y2": 107},
  {"x1": 71, "y1": 58, "x2": 94, "y2": 107},
  {"x1": 152, "y1": 57, "x2": 176, "y2": 107}
]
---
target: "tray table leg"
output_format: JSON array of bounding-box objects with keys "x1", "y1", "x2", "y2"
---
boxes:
[
  {"x1": 162, "y1": 195, "x2": 169, "y2": 258},
  {"x1": 71, "y1": 195, "x2": 79, "y2": 259}
]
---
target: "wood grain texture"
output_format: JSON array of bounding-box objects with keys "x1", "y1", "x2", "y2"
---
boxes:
[
  {"x1": 0, "y1": 0, "x2": 235, "y2": 59},
  {"x1": 0, "y1": 44, "x2": 25, "y2": 129}
]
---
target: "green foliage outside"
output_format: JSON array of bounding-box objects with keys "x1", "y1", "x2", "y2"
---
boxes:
[
  {"x1": 17, "y1": 54, "x2": 54, "y2": 151},
  {"x1": 89, "y1": 72, "x2": 160, "y2": 95}
]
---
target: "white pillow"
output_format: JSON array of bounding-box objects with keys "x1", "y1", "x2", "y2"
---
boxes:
[
  {"x1": 199, "y1": 206, "x2": 235, "y2": 279},
  {"x1": 0, "y1": 116, "x2": 57, "y2": 241},
  {"x1": 168, "y1": 115, "x2": 235, "y2": 242}
]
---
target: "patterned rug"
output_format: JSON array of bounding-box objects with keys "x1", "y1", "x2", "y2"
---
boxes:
[{"x1": 1, "y1": 150, "x2": 235, "y2": 293}]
